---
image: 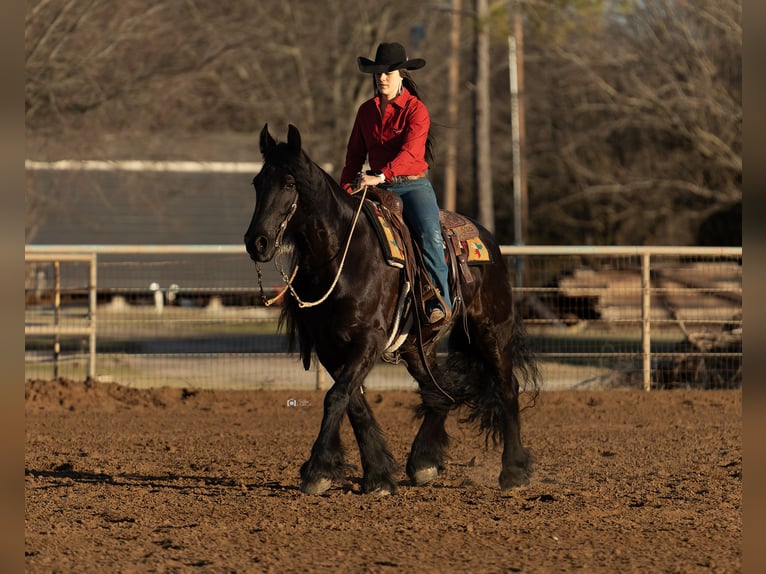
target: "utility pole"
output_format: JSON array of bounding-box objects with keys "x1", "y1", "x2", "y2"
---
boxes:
[
  {"x1": 444, "y1": 0, "x2": 461, "y2": 213},
  {"x1": 508, "y1": 0, "x2": 528, "y2": 292},
  {"x1": 475, "y1": 0, "x2": 494, "y2": 233},
  {"x1": 509, "y1": 0, "x2": 528, "y2": 248}
]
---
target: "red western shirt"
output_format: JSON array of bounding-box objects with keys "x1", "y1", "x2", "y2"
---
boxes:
[{"x1": 340, "y1": 87, "x2": 430, "y2": 186}]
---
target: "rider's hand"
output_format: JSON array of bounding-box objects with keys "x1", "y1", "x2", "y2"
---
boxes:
[{"x1": 359, "y1": 173, "x2": 385, "y2": 187}]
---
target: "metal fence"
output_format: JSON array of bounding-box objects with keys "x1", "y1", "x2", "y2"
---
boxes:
[{"x1": 25, "y1": 245, "x2": 742, "y2": 391}]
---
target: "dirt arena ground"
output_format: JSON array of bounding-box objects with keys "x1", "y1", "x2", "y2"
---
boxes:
[{"x1": 25, "y1": 380, "x2": 741, "y2": 573}]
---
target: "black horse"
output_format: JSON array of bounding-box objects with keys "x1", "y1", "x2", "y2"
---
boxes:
[{"x1": 245, "y1": 124, "x2": 539, "y2": 496}]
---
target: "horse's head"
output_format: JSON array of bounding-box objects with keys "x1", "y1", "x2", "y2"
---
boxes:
[{"x1": 244, "y1": 124, "x2": 305, "y2": 262}]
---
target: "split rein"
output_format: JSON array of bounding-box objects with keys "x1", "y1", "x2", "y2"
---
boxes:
[{"x1": 255, "y1": 185, "x2": 368, "y2": 308}]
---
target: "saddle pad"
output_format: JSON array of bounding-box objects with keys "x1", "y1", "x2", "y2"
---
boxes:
[
  {"x1": 462, "y1": 238, "x2": 492, "y2": 263},
  {"x1": 361, "y1": 200, "x2": 405, "y2": 268}
]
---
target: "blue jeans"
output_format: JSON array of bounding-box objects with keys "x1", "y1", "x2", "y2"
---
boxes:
[{"x1": 386, "y1": 177, "x2": 451, "y2": 311}]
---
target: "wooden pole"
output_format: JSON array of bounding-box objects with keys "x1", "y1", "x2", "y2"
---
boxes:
[
  {"x1": 475, "y1": 0, "x2": 494, "y2": 232},
  {"x1": 443, "y1": 0, "x2": 461, "y2": 212},
  {"x1": 509, "y1": 1, "x2": 528, "y2": 290},
  {"x1": 509, "y1": 2, "x2": 527, "y2": 247},
  {"x1": 514, "y1": 3, "x2": 528, "y2": 246}
]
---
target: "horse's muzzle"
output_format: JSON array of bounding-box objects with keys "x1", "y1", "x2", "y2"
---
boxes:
[{"x1": 244, "y1": 233, "x2": 274, "y2": 262}]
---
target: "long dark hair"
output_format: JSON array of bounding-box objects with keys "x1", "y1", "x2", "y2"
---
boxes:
[{"x1": 373, "y1": 69, "x2": 435, "y2": 166}]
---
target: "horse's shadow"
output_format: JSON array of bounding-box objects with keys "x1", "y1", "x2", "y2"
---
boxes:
[
  {"x1": 25, "y1": 465, "x2": 469, "y2": 496},
  {"x1": 25, "y1": 465, "x2": 301, "y2": 494}
]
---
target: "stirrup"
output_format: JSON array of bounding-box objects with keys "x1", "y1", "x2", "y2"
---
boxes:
[{"x1": 427, "y1": 307, "x2": 446, "y2": 324}]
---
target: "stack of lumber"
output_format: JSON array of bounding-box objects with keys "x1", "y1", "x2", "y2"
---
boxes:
[{"x1": 555, "y1": 262, "x2": 741, "y2": 324}]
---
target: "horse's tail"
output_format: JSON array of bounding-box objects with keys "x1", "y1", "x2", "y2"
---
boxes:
[
  {"x1": 509, "y1": 306, "x2": 542, "y2": 402},
  {"x1": 418, "y1": 308, "x2": 540, "y2": 446}
]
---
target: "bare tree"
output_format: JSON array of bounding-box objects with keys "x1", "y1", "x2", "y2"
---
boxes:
[
  {"x1": 519, "y1": 0, "x2": 741, "y2": 244},
  {"x1": 25, "y1": 0, "x2": 451, "y2": 239},
  {"x1": 25, "y1": 0, "x2": 448, "y2": 161},
  {"x1": 25, "y1": 0, "x2": 741, "y2": 246}
]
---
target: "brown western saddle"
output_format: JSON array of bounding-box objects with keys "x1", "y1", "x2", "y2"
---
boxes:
[{"x1": 360, "y1": 186, "x2": 491, "y2": 347}]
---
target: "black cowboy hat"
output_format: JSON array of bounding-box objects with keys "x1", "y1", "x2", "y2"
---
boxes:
[{"x1": 357, "y1": 42, "x2": 426, "y2": 74}]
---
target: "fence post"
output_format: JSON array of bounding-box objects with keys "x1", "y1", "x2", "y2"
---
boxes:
[
  {"x1": 53, "y1": 261, "x2": 61, "y2": 378},
  {"x1": 641, "y1": 252, "x2": 651, "y2": 391},
  {"x1": 88, "y1": 253, "x2": 97, "y2": 380}
]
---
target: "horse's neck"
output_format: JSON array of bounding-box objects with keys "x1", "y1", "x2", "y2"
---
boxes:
[{"x1": 294, "y1": 179, "x2": 354, "y2": 260}]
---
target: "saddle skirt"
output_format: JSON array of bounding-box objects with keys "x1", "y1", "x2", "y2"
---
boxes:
[{"x1": 439, "y1": 211, "x2": 493, "y2": 265}]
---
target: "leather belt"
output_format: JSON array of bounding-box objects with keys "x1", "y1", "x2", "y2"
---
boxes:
[{"x1": 386, "y1": 172, "x2": 427, "y2": 185}]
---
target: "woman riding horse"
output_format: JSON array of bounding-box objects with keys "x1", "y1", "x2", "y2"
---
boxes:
[{"x1": 341, "y1": 42, "x2": 450, "y2": 324}]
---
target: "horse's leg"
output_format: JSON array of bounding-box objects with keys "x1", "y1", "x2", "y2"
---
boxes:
[
  {"x1": 498, "y1": 380, "x2": 531, "y2": 490},
  {"x1": 472, "y1": 290, "x2": 533, "y2": 490},
  {"x1": 401, "y1": 346, "x2": 451, "y2": 486},
  {"x1": 300, "y1": 341, "x2": 396, "y2": 495},
  {"x1": 299, "y1": 381, "x2": 352, "y2": 495},
  {"x1": 418, "y1": 259, "x2": 533, "y2": 491},
  {"x1": 406, "y1": 408, "x2": 449, "y2": 485},
  {"x1": 346, "y1": 388, "x2": 398, "y2": 495}
]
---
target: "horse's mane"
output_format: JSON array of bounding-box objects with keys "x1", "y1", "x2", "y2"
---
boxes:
[{"x1": 266, "y1": 142, "x2": 347, "y2": 366}]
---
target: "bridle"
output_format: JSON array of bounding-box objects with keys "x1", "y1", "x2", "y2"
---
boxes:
[
  {"x1": 272, "y1": 187, "x2": 299, "y2": 252},
  {"x1": 255, "y1": 184, "x2": 369, "y2": 308}
]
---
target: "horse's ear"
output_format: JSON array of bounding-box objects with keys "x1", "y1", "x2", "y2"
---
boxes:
[
  {"x1": 260, "y1": 123, "x2": 276, "y2": 156},
  {"x1": 287, "y1": 124, "x2": 301, "y2": 156}
]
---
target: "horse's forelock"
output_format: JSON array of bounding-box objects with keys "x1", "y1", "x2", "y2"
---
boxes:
[
  {"x1": 262, "y1": 140, "x2": 339, "y2": 195},
  {"x1": 263, "y1": 140, "x2": 304, "y2": 166}
]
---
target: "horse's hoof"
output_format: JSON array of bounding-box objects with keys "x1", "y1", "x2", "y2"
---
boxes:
[
  {"x1": 371, "y1": 486, "x2": 393, "y2": 498},
  {"x1": 300, "y1": 477, "x2": 332, "y2": 495},
  {"x1": 499, "y1": 471, "x2": 530, "y2": 490},
  {"x1": 412, "y1": 466, "x2": 438, "y2": 486}
]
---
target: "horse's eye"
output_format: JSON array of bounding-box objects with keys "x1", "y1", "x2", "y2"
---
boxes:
[{"x1": 285, "y1": 182, "x2": 296, "y2": 190}]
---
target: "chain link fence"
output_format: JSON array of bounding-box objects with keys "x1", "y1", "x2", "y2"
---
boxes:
[{"x1": 25, "y1": 245, "x2": 742, "y2": 391}]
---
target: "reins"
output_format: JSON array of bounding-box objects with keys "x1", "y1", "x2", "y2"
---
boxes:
[{"x1": 255, "y1": 185, "x2": 369, "y2": 308}]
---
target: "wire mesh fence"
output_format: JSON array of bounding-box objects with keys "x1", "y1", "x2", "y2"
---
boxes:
[{"x1": 25, "y1": 245, "x2": 742, "y2": 391}]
